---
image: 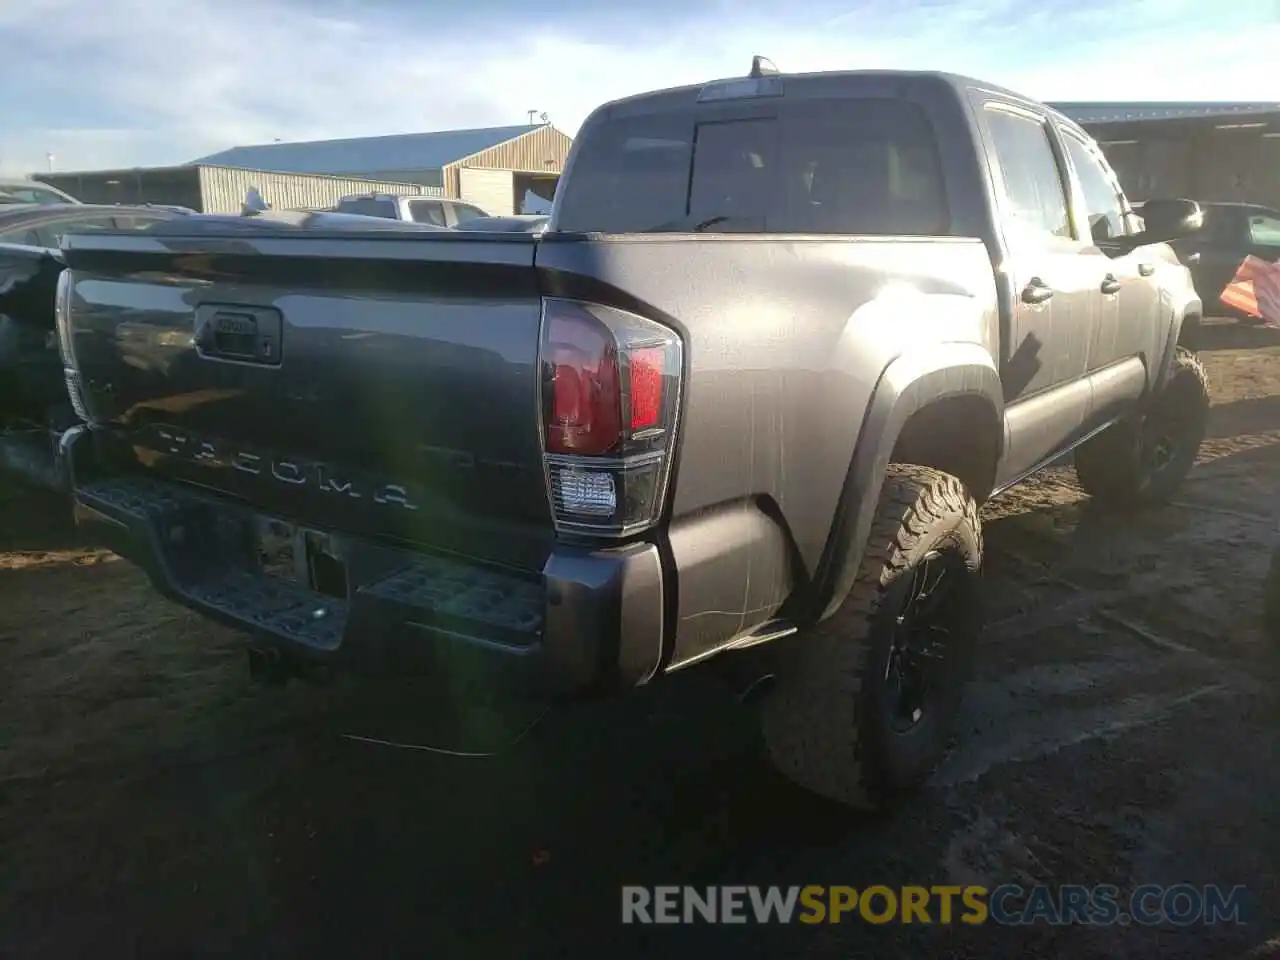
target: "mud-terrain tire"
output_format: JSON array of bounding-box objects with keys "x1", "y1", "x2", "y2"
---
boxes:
[
  {"x1": 1074, "y1": 347, "x2": 1209, "y2": 508},
  {"x1": 758, "y1": 464, "x2": 982, "y2": 810}
]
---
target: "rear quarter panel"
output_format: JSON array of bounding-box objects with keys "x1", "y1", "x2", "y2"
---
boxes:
[{"x1": 537, "y1": 235, "x2": 1000, "y2": 658}]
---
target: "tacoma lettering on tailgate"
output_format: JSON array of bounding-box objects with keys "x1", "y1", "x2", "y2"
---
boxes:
[{"x1": 137, "y1": 424, "x2": 419, "y2": 510}]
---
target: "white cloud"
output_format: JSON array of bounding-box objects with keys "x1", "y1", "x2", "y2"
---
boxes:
[{"x1": 0, "y1": 0, "x2": 1277, "y2": 175}]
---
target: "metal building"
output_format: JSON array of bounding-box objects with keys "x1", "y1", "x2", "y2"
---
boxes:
[
  {"x1": 33, "y1": 164, "x2": 442, "y2": 214},
  {"x1": 1051, "y1": 101, "x2": 1280, "y2": 208},
  {"x1": 192, "y1": 123, "x2": 573, "y2": 216}
]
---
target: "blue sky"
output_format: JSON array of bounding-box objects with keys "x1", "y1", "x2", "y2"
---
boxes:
[{"x1": 1, "y1": 0, "x2": 1276, "y2": 175}]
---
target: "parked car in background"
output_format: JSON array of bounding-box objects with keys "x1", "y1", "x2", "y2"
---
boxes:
[
  {"x1": 0, "y1": 201, "x2": 179, "y2": 247},
  {"x1": 0, "y1": 202, "x2": 187, "y2": 489},
  {"x1": 1158, "y1": 201, "x2": 1280, "y2": 324},
  {"x1": 331, "y1": 193, "x2": 489, "y2": 227},
  {"x1": 0, "y1": 178, "x2": 81, "y2": 206},
  {"x1": 453, "y1": 214, "x2": 549, "y2": 233}
]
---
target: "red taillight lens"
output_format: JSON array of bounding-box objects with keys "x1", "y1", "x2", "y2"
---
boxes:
[
  {"x1": 539, "y1": 298, "x2": 683, "y2": 536},
  {"x1": 628, "y1": 346, "x2": 665, "y2": 432},
  {"x1": 545, "y1": 308, "x2": 621, "y2": 455}
]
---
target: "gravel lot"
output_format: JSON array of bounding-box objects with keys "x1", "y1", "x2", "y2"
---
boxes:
[{"x1": 2, "y1": 320, "x2": 1279, "y2": 959}]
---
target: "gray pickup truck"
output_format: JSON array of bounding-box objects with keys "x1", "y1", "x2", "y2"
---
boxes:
[{"x1": 53, "y1": 60, "x2": 1209, "y2": 810}]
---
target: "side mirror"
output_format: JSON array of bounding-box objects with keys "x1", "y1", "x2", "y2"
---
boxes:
[{"x1": 1120, "y1": 198, "x2": 1203, "y2": 251}]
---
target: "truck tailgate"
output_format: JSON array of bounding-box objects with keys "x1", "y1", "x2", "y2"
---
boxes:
[{"x1": 60, "y1": 230, "x2": 553, "y2": 571}]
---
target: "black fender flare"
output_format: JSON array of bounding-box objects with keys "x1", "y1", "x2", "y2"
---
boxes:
[
  {"x1": 1154, "y1": 296, "x2": 1203, "y2": 393},
  {"x1": 809, "y1": 343, "x2": 1004, "y2": 623}
]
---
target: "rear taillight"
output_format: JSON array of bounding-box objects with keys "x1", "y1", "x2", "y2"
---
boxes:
[
  {"x1": 54, "y1": 269, "x2": 73, "y2": 364},
  {"x1": 54, "y1": 270, "x2": 90, "y2": 422},
  {"x1": 538, "y1": 298, "x2": 683, "y2": 536}
]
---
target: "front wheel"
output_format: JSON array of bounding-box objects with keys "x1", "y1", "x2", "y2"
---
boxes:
[
  {"x1": 758, "y1": 464, "x2": 982, "y2": 810},
  {"x1": 1074, "y1": 347, "x2": 1210, "y2": 508}
]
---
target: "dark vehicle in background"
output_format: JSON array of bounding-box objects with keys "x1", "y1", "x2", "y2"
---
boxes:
[
  {"x1": 454, "y1": 214, "x2": 549, "y2": 233},
  {"x1": 56, "y1": 62, "x2": 1207, "y2": 811},
  {"x1": 0, "y1": 203, "x2": 185, "y2": 488},
  {"x1": 1161, "y1": 201, "x2": 1280, "y2": 323},
  {"x1": 0, "y1": 202, "x2": 180, "y2": 247},
  {"x1": 331, "y1": 193, "x2": 489, "y2": 227},
  {"x1": 0, "y1": 178, "x2": 81, "y2": 206}
]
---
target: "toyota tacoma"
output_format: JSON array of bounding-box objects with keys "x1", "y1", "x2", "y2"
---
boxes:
[{"x1": 53, "y1": 61, "x2": 1209, "y2": 809}]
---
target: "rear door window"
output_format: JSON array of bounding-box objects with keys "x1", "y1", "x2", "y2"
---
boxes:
[
  {"x1": 983, "y1": 106, "x2": 1072, "y2": 244},
  {"x1": 557, "y1": 97, "x2": 949, "y2": 236},
  {"x1": 408, "y1": 200, "x2": 447, "y2": 225},
  {"x1": 337, "y1": 197, "x2": 398, "y2": 219}
]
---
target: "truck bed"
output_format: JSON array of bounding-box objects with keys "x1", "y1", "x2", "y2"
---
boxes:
[{"x1": 57, "y1": 224, "x2": 997, "y2": 689}]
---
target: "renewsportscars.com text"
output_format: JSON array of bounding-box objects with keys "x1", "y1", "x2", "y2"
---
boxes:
[{"x1": 621, "y1": 884, "x2": 1248, "y2": 926}]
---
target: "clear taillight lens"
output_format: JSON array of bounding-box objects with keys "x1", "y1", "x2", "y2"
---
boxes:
[
  {"x1": 54, "y1": 269, "x2": 90, "y2": 423},
  {"x1": 54, "y1": 269, "x2": 73, "y2": 365},
  {"x1": 539, "y1": 298, "x2": 683, "y2": 536}
]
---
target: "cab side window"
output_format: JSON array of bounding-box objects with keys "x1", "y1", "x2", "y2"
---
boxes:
[
  {"x1": 1062, "y1": 131, "x2": 1128, "y2": 244},
  {"x1": 984, "y1": 106, "x2": 1072, "y2": 244},
  {"x1": 447, "y1": 202, "x2": 486, "y2": 225},
  {"x1": 408, "y1": 200, "x2": 447, "y2": 225}
]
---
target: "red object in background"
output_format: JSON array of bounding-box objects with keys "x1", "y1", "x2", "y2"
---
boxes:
[{"x1": 1221, "y1": 255, "x2": 1280, "y2": 326}]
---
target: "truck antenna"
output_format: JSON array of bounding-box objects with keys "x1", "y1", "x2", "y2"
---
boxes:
[{"x1": 749, "y1": 55, "x2": 779, "y2": 78}]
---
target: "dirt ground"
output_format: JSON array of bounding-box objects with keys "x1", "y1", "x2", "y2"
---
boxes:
[{"x1": 3, "y1": 320, "x2": 1280, "y2": 959}]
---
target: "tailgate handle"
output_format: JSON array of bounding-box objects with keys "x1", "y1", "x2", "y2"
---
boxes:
[{"x1": 195, "y1": 305, "x2": 282, "y2": 365}]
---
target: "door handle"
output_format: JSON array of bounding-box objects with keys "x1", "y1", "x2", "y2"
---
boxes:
[
  {"x1": 1021, "y1": 278, "x2": 1054, "y2": 304},
  {"x1": 1101, "y1": 275, "x2": 1122, "y2": 295},
  {"x1": 1137, "y1": 263, "x2": 1156, "y2": 277},
  {"x1": 194, "y1": 305, "x2": 283, "y2": 365}
]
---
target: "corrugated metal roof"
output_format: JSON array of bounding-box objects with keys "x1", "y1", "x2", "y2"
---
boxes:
[
  {"x1": 1050, "y1": 101, "x2": 1280, "y2": 124},
  {"x1": 193, "y1": 125, "x2": 541, "y2": 175}
]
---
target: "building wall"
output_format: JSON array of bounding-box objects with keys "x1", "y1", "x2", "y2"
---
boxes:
[
  {"x1": 458, "y1": 168, "x2": 515, "y2": 216},
  {"x1": 1094, "y1": 125, "x2": 1280, "y2": 208},
  {"x1": 36, "y1": 167, "x2": 205, "y2": 208},
  {"x1": 442, "y1": 125, "x2": 572, "y2": 197},
  {"x1": 197, "y1": 166, "x2": 443, "y2": 213}
]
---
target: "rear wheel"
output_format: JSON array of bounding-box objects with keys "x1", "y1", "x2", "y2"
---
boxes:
[
  {"x1": 758, "y1": 464, "x2": 982, "y2": 810},
  {"x1": 1074, "y1": 347, "x2": 1209, "y2": 508}
]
